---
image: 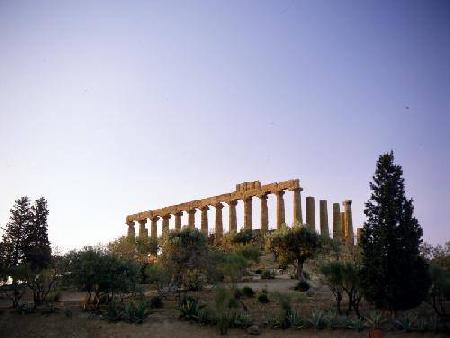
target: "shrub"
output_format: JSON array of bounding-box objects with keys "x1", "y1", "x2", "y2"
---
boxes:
[
  {"x1": 122, "y1": 300, "x2": 149, "y2": 324},
  {"x1": 257, "y1": 292, "x2": 269, "y2": 303},
  {"x1": 242, "y1": 286, "x2": 254, "y2": 298},
  {"x1": 255, "y1": 269, "x2": 262, "y2": 274},
  {"x1": 233, "y1": 288, "x2": 243, "y2": 299},
  {"x1": 261, "y1": 269, "x2": 275, "y2": 279},
  {"x1": 144, "y1": 263, "x2": 171, "y2": 291},
  {"x1": 46, "y1": 291, "x2": 61, "y2": 302},
  {"x1": 149, "y1": 295, "x2": 163, "y2": 309},
  {"x1": 294, "y1": 281, "x2": 310, "y2": 292}
]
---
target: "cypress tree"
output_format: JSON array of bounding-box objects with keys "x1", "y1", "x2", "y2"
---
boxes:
[
  {"x1": 360, "y1": 151, "x2": 430, "y2": 311},
  {"x1": 26, "y1": 197, "x2": 52, "y2": 270}
]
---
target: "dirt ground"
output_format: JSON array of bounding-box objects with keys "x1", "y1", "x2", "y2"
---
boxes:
[{"x1": 1, "y1": 308, "x2": 449, "y2": 338}]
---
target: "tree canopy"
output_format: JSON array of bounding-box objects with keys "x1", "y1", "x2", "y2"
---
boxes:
[{"x1": 360, "y1": 151, "x2": 430, "y2": 311}]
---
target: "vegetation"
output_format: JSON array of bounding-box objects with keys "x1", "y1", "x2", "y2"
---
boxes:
[
  {"x1": 64, "y1": 246, "x2": 139, "y2": 308},
  {"x1": 267, "y1": 224, "x2": 321, "y2": 282},
  {"x1": 360, "y1": 151, "x2": 431, "y2": 311},
  {"x1": 0, "y1": 197, "x2": 54, "y2": 307}
]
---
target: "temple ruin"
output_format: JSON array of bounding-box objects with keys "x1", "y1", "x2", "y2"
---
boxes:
[{"x1": 125, "y1": 179, "x2": 356, "y2": 244}]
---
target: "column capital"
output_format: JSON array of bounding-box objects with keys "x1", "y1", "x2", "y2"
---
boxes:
[
  {"x1": 214, "y1": 202, "x2": 224, "y2": 209},
  {"x1": 259, "y1": 193, "x2": 269, "y2": 200},
  {"x1": 275, "y1": 190, "x2": 285, "y2": 197},
  {"x1": 162, "y1": 214, "x2": 171, "y2": 220},
  {"x1": 138, "y1": 219, "x2": 147, "y2": 225},
  {"x1": 200, "y1": 205, "x2": 210, "y2": 211},
  {"x1": 188, "y1": 209, "x2": 197, "y2": 214},
  {"x1": 227, "y1": 200, "x2": 238, "y2": 206},
  {"x1": 126, "y1": 220, "x2": 135, "y2": 226},
  {"x1": 151, "y1": 216, "x2": 160, "y2": 221},
  {"x1": 174, "y1": 211, "x2": 183, "y2": 216},
  {"x1": 342, "y1": 199, "x2": 352, "y2": 206}
]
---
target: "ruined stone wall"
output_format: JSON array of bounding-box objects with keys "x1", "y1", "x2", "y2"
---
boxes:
[{"x1": 125, "y1": 178, "x2": 358, "y2": 245}]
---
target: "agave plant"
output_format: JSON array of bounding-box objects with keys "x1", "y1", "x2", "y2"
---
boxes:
[
  {"x1": 365, "y1": 311, "x2": 386, "y2": 329},
  {"x1": 393, "y1": 313, "x2": 417, "y2": 332},
  {"x1": 309, "y1": 310, "x2": 328, "y2": 329},
  {"x1": 347, "y1": 317, "x2": 366, "y2": 332}
]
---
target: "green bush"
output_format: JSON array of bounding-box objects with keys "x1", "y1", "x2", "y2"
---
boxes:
[
  {"x1": 122, "y1": 300, "x2": 149, "y2": 324},
  {"x1": 261, "y1": 269, "x2": 275, "y2": 279},
  {"x1": 149, "y1": 295, "x2": 163, "y2": 309},
  {"x1": 105, "y1": 299, "x2": 149, "y2": 323},
  {"x1": 46, "y1": 291, "x2": 61, "y2": 302},
  {"x1": 241, "y1": 286, "x2": 254, "y2": 297},
  {"x1": 294, "y1": 281, "x2": 310, "y2": 292},
  {"x1": 255, "y1": 269, "x2": 262, "y2": 274},
  {"x1": 257, "y1": 292, "x2": 269, "y2": 303}
]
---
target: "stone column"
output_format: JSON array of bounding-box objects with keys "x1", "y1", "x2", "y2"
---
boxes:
[
  {"x1": 332, "y1": 203, "x2": 342, "y2": 241},
  {"x1": 227, "y1": 200, "x2": 237, "y2": 233},
  {"x1": 174, "y1": 211, "x2": 183, "y2": 231},
  {"x1": 215, "y1": 203, "x2": 224, "y2": 242},
  {"x1": 200, "y1": 206, "x2": 209, "y2": 237},
  {"x1": 306, "y1": 196, "x2": 315, "y2": 231},
  {"x1": 260, "y1": 194, "x2": 269, "y2": 235},
  {"x1": 340, "y1": 212, "x2": 346, "y2": 240},
  {"x1": 243, "y1": 197, "x2": 252, "y2": 230},
  {"x1": 356, "y1": 227, "x2": 363, "y2": 245},
  {"x1": 127, "y1": 221, "x2": 135, "y2": 240},
  {"x1": 292, "y1": 188, "x2": 303, "y2": 224},
  {"x1": 319, "y1": 200, "x2": 329, "y2": 238},
  {"x1": 151, "y1": 217, "x2": 159, "y2": 239},
  {"x1": 275, "y1": 190, "x2": 286, "y2": 229},
  {"x1": 162, "y1": 215, "x2": 171, "y2": 238},
  {"x1": 138, "y1": 219, "x2": 148, "y2": 240},
  {"x1": 343, "y1": 200, "x2": 354, "y2": 245},
  {"x1": 188, "y1": 209, "x2": 196, "y2": 229}
]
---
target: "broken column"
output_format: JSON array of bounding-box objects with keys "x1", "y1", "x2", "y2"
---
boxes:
[
  {"x1": 292, "y1": 188, "x2": 303, "y2": 224},
  {"x1": 306, "y1": 196, "x2": 315, "y2": 231},
  {"x1": 200, "y1": 206, "x2": 209, "y2": 237},
  {"x1": 215, "y1": 203, "x2": 224, "y2": 242},
  {"x1": 332, "y1": 203, "x2": 342, "y2": 241},
  {"x1": 319, "y1": 200, "x2": 329, "y2": 238},
  {"x1": 127, "y1": 220, "x2": 135, "y2": 240},
  {"x1": 174, "y1": 211, "x2": 183, "y2": 231},
  {"x1": 260, "y1": 194, "x2": 269, "y2": 235},
  {"x1": 228, "y1": 200, "x2": 237, "y2": 233},
  {"x1": 356, "y1": 227, "x2": 363, "y2": 245},
  {"x1": 276, "y1": 190, "x2": 285, "y2": 229},
  {"x1": 138, "y1": 219, "x2": 147, "y2": 240},
  {"x1": 188, "y1": 209, "x2": 196, "y2": 229},
  {"x1": 151, "y1": 217, "x2": 159, "y2": 239},
  {"x1": 343, "y1": 200, "x2": 354, "y2": 245},
  {"x1": 243, "y1": 197, "x2": 252, "y2": 230}
]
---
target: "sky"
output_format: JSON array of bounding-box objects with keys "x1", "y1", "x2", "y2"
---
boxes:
[{"x1": 0, "y1": 0, "x2": 449, "y2": 251}]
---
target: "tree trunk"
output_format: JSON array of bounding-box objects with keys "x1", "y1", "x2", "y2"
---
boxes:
[{"x1": 297, "y1": 261, "x2": 305, "y2": 282}]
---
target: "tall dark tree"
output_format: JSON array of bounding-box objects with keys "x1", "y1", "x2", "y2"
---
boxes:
[
  {"x1": 360, "y1": 151, "x2": 430, "y2": 311},
  {"x1": 0, "y1": 197, "x2": 33, "y2": 307},
  {"x1": 25, "y1": 197, "x2": 52, "y2": 270},
  {"x1": 1, "y1": 197, "x2": 52, "y2": 307},
  {"x1": 1, "y1": 197, "x2": 32, "y2": 266}
]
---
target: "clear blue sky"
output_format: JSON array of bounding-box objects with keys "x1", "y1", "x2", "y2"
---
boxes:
[{"x1": 0, "y1": 0, "x2": 449, "y2": 251}]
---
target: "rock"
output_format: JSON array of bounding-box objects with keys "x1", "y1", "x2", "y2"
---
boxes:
[{"x1": 247, "y1": 325, "x2": 261, "y2": 335}]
